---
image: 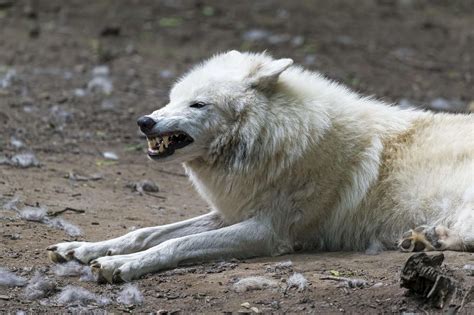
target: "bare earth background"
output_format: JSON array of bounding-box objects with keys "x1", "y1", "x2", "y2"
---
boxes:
[{"x1": 1, "y1": 0, "x2": 473, "y2": 313}]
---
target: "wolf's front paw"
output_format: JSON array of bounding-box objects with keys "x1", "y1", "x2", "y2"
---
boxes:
[
  {"x1": 47, "y1": 241, "x2": 109, "y2": 264},
  {"x1": 90, "y1": 255, "x2": 139, "y2": 284},
  {"x1": 398, "y1": 225, "x2": 453, "y2": 252}
]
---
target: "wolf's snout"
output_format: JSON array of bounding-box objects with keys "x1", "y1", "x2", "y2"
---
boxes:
[{"x1": 137, "y1": 116, "x2": 156, "y2": 134}]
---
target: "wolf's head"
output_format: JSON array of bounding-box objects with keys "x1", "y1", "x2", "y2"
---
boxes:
[{"x1": 137, "y1": 51, "x2": 295, "y2": 165}]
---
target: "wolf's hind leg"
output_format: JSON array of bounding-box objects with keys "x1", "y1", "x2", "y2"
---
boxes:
[{"x1": 398, "y1": 225, "x2": 471, "y2": 252}]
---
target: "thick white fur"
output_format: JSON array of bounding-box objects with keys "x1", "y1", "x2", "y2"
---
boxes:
[{"x1": 48, "y1": 51, "x2": 474, "y2": 283}]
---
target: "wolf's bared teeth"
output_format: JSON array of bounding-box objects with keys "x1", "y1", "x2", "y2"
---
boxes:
[
  {"x1": 147, "y1": 139, "x2": 155, "y2": 150},
  {"x1": 158, "y1": 141, "x2": 165, "y2": 153},
  {"x1": 163, "y1": 136, "x2": 170, "y2": 148}
]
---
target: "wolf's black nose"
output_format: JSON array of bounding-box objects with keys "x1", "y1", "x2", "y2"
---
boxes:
[{"x1": 137, "y1": 116, "x2": 156, "y2": 134}]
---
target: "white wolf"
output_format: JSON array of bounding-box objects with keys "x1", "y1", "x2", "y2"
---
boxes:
[{"x1": 48, "y1": 51, "x2": 474, "y2": 283}]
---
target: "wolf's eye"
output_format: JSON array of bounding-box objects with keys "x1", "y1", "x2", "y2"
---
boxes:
[{"x1": 190, "y1": 102, "x2": 207, "y2": 109}]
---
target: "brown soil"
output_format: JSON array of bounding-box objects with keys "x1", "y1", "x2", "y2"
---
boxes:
[{"x1": 0, "y1": 0, "x2": 473, "y2": 313}]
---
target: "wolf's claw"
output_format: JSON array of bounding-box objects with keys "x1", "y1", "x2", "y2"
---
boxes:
[
  {"x1": 48, "y1": 249, "x2": 68, "y2": 263},
  {"x1": 398, "y1": 225, "x2": 458, "y2": 252}
]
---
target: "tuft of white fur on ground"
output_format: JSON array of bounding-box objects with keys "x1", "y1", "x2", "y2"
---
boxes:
[
  {"x1": 117, "y1": 284, "x2": 144, "y2": 305},
  {"x1": 52, "y1": 261, "x2": 96, "y2": 281},
  {"x1": 79, "y1": 266, "x2": 97, "y2": 282},
  {"x1": 47, "y1": 218, "x2": 82, "y2": 237},
  {"x1": 55, "y1": 285, "x2": 110, "y2": 306},
  {"x1": 0, "y1": 267, "x2": 27, "y2": 287},
  {"x1": 16, "y1": 205, "x2": 82, "y2": 237},
  {"x1": 233, "y1": 276, "x2": 279, "y2": 292},
  {"x1": 53, "y1": 261, "x2": 84, "y2": 277},
  {"x1": 18, "y1": 206, "x2": 47, "y2": 222},
  {"x1": 2, "y1": 195, "x2": 21, "y2": 211},
  {"x1": 287, "y1": 273, "x2": 309, "y2": 291},
  {"x1": 23, "y1": 272, "x2": 56, "y2": 300},
  {"x1": 365, "y1": 240, "x2": 384, "y2": 255}
]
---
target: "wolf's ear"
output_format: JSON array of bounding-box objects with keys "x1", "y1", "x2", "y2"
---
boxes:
[{"x1": 249, "y1": 58, "x2": 293, "y2": 91}]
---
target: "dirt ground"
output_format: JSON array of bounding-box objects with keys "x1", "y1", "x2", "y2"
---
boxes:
[{"x1": 1, "y1": 0, "x2": 473, "y2": 313}]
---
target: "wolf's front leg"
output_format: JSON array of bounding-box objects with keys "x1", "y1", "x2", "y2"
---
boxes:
[
  {"x1": 90, "y1": 218, "x2": 279, "y2": 283},
  {"x1": 47, "y1": 212, "x2": 223, "y2": 264}
]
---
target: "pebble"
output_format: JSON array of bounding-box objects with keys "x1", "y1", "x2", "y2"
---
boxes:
[
  {"x1": 88, "y1": 76, "x2": 113, "y2": 95},
  {"x1": 463, "y1": 264, "x2": 474, "y2": 276},
  {"x1": 73, "y1": 88, "x2": 86, "y2": 97},
  {"x1": 10, "y1": 153, "x2": 40, "y2": 168},
  {"x1": 242, "y1": 29, "x2": 271, "y2": 42},
  {"x1": 92, "y1": 65, "x2": 110, "y2": 76},
  {"x1": 398, "y1": 98, "x2": 416, "y2": 109},
  {"x1": 429, "y1": 98, "x2": 465, "y2": 112},
  {"x1": 304, "y1": 54, "x2": 317, "y2": 65},
  {"x1": 103, "y1": 151, "x2": 119, "y2": 160},
  {"x1": 241, "y1": 302, "x2": 251, "y2": 309},
  {"x1": 291, "y1": 35, "x2": 305, "y2": 47},
  {"x1": 132, "y1": 179, "x2": 159, "y2": 194},
  {"x1": 160, "y1": 70, "x2": 175, "y2": 79}
]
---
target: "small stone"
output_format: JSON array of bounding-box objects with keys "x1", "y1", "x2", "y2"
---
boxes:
[
  {"x1": 73, "y1": 88, "x2": 86, "y2": 97},
  {"x1": 0, "y1": 294, "x2": 10, "y2": 300},
  {"x1": 241, "y1": 302, "x2": 251, "y2": 309},
  {"x1": 242, "y1": 29, "x2": 271, "y2": 42},
  {"x1": 429, "y1": 98, "x2": 465, "y2": 112},
  {"x1": 100, "y1": 25, "x2": 121, "y2": 37},
  {"x1": 250, "y1": 307, "x2": 260, "y2": 313},
  {"x1": 103, "y1": 151, "x2": 119, "y2": 160},
  {"x1": 398, "y1": 99, "x2": 416, "y2": 110},
  {"x1": 304, "y1": 54, "x2": 317, "y2": 65},
  {"x1": 291, "y1": 35, "x2": 305, "y2": 47},
  {"x1": 463, "y1": 264, "x2": 474, "y2": 276},
  {"x1": 11, "y1": 153, "x2": 40, "y2": 168},
  {"x1": 160, "y1": 70, "x2": 174, "y2": 79},
  {"x1": 5, "y1": 233, "x2": 21, "y2": 240},
  {"x1": 267, "y1": 34, "x2": 291, "y2": 45},
  {"x1": 132, "y1": 180, "x2": 159, "y2": 194}
]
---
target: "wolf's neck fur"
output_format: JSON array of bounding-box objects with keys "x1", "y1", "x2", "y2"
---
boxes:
[{"x1": 184, "y1": 68, "x2": 423, "y2": 225}]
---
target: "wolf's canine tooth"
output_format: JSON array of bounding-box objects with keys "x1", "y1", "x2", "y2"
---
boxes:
[{"x1": 163, "y1": 136, "x2": 170, "y2": 147}]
